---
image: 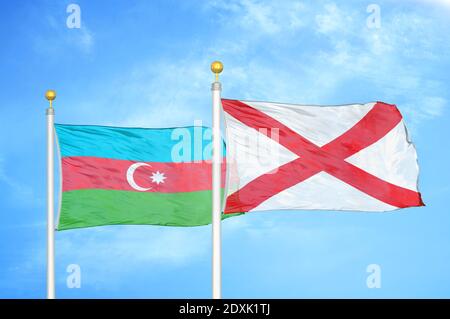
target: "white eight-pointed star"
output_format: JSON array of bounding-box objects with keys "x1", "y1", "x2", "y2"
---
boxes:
[{"x1": 150, "y1": 171, "x2": 166, "y2": 185}]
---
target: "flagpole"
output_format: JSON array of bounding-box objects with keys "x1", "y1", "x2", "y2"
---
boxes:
[
  {"x1": 45, "y1": 90, "x2": 56, "y2": 299},
  {"x1": 211, "y1": 61, "x2": 223, "y2": 299}
]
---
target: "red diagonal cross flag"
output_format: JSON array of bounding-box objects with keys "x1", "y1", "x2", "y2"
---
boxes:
[{"x1": 222, "y1": 99, "x2": 424, "y2": 213}]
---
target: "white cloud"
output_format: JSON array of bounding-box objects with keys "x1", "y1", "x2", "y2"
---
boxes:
[
  {"x1": 120, "y1": 58, "x2": 213, "y2": 127},
  {"x1": 418, "y1": 0, "x2": 450, "y2": 8},
  {"x1": 75, "y1": 1, "x2": 447, "y2": 129},
  {"x1": 75, "y1": 27, "x2": 94, "y2": 54},
  {"x1": 315, "y1": 3, "x2": 352, "y2": 35},
  {"x1": 404, "y1": 96, "x2": 447, "y2": 126},
  {"x1": 33, "y1": 14, "x2": 95, "y2": 56},
  {"x1": 0, "y1": 156, "x2": 41, "y2": 207},
  {"x1": 307, "y1": 3, "x2": 448, "y2": 123},
  {"x1": 232, "y1": 2, "x2": 447, "y2": 126},
  {"x1": 205, "y1": 0, "x2": 306, "y2": 36},
  {"x1": 52, "y1": 217, "x2": 252, "y2": 288},
  {"x1": 57, "y1": 226, "x2": 210, "y2": 268},
  {"x1": 423, "y1": 97, "x2": 447, "y2": 117}
]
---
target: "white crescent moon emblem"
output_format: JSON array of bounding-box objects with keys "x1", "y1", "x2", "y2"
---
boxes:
[{"x1": 126, "y1": 163, "x2": 152, "y2": 191}]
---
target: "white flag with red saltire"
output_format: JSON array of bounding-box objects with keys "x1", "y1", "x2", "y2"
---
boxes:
[{"x1": 222, "y1": 99, "x2": 424, "y2": 214}]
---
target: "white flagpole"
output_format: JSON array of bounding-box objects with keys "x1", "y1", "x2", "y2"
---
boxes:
[
  {"x1": 45, "y1": 90, "x2": 56, "y2": 299},
  {"x1": 211, "y1": 61, "x2": 223, "y2": 299}
]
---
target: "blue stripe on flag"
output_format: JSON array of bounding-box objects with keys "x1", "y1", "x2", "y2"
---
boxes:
[{"x1": 55, "y1": 124, "x2": 224, "y2": 162}]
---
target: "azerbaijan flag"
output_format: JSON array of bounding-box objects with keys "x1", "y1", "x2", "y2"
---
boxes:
[{"x1": 55, "y1": 124, "x2": 237, "y2": 230}]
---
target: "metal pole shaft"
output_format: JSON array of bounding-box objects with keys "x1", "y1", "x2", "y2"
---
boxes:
[
  {"x1": 47, "y1": 107, "x2": 55, "y2": 299},
  {"x1": 211, "y1": 81, "x2": 222, "y2": 299}
]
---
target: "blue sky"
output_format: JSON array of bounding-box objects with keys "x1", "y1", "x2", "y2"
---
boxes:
[{"x1": 1, "y1": 0, "x2": 450, "y2": 298}]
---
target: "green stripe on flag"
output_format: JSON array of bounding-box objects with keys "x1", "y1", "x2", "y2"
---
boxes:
[{"x1": 58, "y1": 189, "x2": 241, "y2": 230}]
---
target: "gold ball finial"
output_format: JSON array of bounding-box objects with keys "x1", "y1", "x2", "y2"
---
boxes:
[
  {"x1": 45, "y1": 90, "x2": 56, "y2": 109},
  {"x1": 211, "y1": 61, "x2": 223, "y2": 74},
  {"x1": 45, "y1": 90, "x2": 56, "y2": 101},
  {"x1": 211, "y1": 61, "x2": 223, "y2": 81}
]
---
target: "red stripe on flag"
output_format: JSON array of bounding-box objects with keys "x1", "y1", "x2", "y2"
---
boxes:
[
  {"x1": 222, "y1": 99, "x2": 424, "y2": 212},
  {"x1": 62, "y1": 156, "x2": 226, "y2": 193}
]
